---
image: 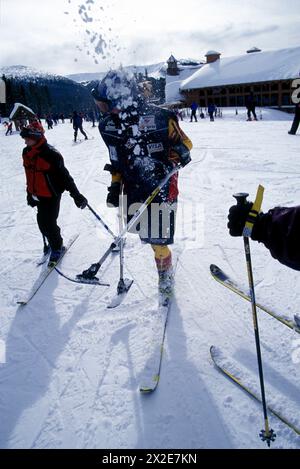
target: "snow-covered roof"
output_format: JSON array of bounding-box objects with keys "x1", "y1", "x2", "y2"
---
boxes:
[
  {"x1": 181, "y1": 46, "x2": 300, "y2": 90},
  {"x1": 167, "y1": 55, "x2": 177, "y2": 63},
  {"x1": 10, "y1": 103, "x2": 35, "y2": 120},
  {"x1": 247, "y1": 47, "x2": 261, "y2": 53}
]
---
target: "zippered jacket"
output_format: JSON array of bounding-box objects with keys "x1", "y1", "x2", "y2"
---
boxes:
[{"x1": 22, "y1": 137, "x2": 82, "y2": 200}]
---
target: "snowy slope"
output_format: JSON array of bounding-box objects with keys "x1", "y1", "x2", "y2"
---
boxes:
[
  {"x1": 181, "y1": 46, "x2": 300, "y2": 90},
  {"x1": 67, "y1": 58, "x2": 202, "y2": 85},
  {"x1": 0, "y1": 65, "x2": 71, "y2": 83},
  {"x1": 0, "y1": 110, "x2": 300, "y2": 449},
  {"x1": 67, "y1": 62, "x2": 166, "y2": 84}
]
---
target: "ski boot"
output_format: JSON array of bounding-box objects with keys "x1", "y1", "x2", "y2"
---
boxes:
[{"x1": 48, "y1": 246, "x2": 66, "y2": 268}]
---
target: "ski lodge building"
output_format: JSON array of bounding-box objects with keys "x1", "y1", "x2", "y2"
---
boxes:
[{"x1": 165, "y1": 46, "x2": 300, "y2": 109}]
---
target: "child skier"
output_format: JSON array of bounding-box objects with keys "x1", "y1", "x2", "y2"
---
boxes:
[
  {"x1": 20, "y1": 124, "x2": 88, "y2": 266},
  {"x1": 92, "y1": 69, "x2": 192, "y2": 299},
  {"x1": 5, "y1": 121, "x2": 13, "y2": 136}
]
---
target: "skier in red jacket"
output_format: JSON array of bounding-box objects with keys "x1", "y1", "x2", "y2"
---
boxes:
[{"x1": 21, "y1": 125, "x2": 88, "y2": 266}]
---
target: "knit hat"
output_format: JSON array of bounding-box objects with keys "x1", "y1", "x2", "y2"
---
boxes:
[{"x1": 20, "y1": 125, "x2": 44, "y2": 141}]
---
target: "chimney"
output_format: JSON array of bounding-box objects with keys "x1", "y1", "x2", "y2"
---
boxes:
[{"x1": 205, "y1": 50, "x2": 221, "y2": 64}]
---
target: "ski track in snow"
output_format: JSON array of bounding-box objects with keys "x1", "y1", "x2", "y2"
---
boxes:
[{"x1": 0, "y1": 110, "x2": 300, "y2": 448}]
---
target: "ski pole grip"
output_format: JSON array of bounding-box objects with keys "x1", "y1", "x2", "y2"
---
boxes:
[{"x1": 233, "y1": 192, "x2": 249, "y2": 206}]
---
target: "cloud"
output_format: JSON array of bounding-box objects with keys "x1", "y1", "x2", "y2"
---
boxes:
[
  {"x1": 0, "y1": 0, "x2": 299, "y2": 75},
  {"x1": 176, "y1": 23, "x2": 280, "y2": 46},
  {"x1": 237, "y1": 24, "x2": 280, "y2": 38},
  {"x1": 125, "y1": 22, "x2": 283, "y2": 65},
  {"x1": 0, "y1": 42, "x2": 81, "y2": 75}
]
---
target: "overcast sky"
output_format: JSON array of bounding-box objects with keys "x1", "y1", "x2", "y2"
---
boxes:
[{"x1": 0, "y1": 0, "x2": 300, "y2": 76}]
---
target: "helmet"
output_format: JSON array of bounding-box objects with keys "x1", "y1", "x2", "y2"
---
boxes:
[{"x1": 91, "y1": 69, "x2": 140, "y2": 111}]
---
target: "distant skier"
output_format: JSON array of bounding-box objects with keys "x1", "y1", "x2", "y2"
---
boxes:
[
  {"x1": 88, "y1": 110, "x2": 96, "y2": 127},
  {"x1": 174, "y1": 108, "x2": 184, "y2": 122},
  {"x1": 92, "y1": 69, "x2": 192, "y2": 298},
  {"x1": 190, "y1": 102, "x2": 198, "y2": 122},
  {"x1": 5, "y1": 121, "x2": 13, "y2": 136},
  {"x1": 245, "y1": 93, "x2": 258, "y2": 121},
  {"x1": 20, "y1": 124, "x2": 88, "y2": 265},
  {"x1": 46, "y1": 116, "x2": 54, "y2": 130},
  {"x1": 288, "y1": 102, "x2": 300, "y2": 135},
  {"x1": 53, "y1": 114, "x2": 59, "y2": 125},
  {"x1": 227, "y1": 201, "x2": 300, "y2": 271},
  {"x1": 208, "y1": 103, "x2": 216, "y2": 122},
  {"x1": 15, "y1": 119, "x2": 21, "y2": 131},
  {"x1": 72, "y1": 111, "x2": 88, "y2": 142}
]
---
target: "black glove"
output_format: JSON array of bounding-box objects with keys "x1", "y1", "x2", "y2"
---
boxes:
[
  {"x1": 74, "y1": 193, "x2": 88, "y2": 209},
  {"x1": 227, "y1": 201, "x2": 254, "y2": 236},
  {"x1": 180, "y1": 152, "x2": 191, "y2": 167},
  {"x1": 27, "y1": 193, "x2": 38, "y2": 208},
  {"x1": 172, "y1": 143, "x2": 191, "y2": 167},
  {"x1": 107, "y1": 182, "x2": 120, "y2": 208}
]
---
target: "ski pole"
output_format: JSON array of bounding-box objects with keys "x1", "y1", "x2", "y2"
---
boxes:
[
  {"x1": 119, "y1": 185, "x2": 125, "y2": 284},
  {"x1": 84, "y1": 129, "x2": 95, "y2": 139},
  {"x1": 77, "y1": 164, "x2": 182, "y2": 281},
  {"x1": 87, "y1": 203, "x2": 117, "y2": 239},
  {"x1": 233, "y1": 186, "x2": 276, "y2": 447},
  {"x1": 115, "y1": 184, "x2": 133, "y2": 296}
]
